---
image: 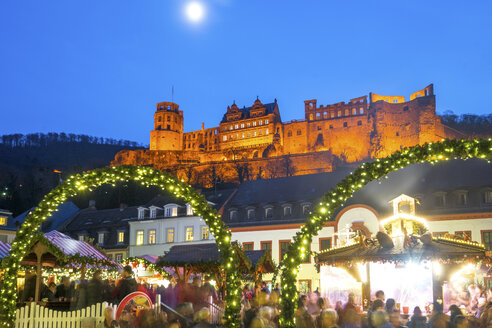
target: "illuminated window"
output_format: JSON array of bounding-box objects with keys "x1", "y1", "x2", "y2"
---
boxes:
[
  {"x1": 230, "y1": 126, "x2": 233, "y2": 130},
  {"x1": 116, "y1": 254, "x2": 123, "y2": 262},
  {"x1": 118, "y1": 231, "x2": 125, "y2": 243},
  {"x1": 254, "y1": 131, "x2": 257, "y2": 137},
  {"x1": 136, "y1": 231, "x2": 144, "y2": 246},
  {"x1": 247, "y1": 122, "x2": 250, "y2": 127},
  {"x1": 287, "y1": 131, "x2": 292, "y2": 137},
  {"x1": 297, "y1": 130, "x2": 301, "y2": 136},
  {"x1": 165, "y1": 206, "x2": 178, "y2": 217},
  {"x1": 186, "y1": 204, "x2": 193, "y2": 216},
  {"x1": 185, "y1": 227, "x2": 194, "y2": 241},
  {"x1": 331, "y1": 112, "x2": 335, "y2": 118},
  {"x1": 148, "y1": 229, "x2": 156, "y2": 244},
  {"x1": 265, "y1": 129, "x2": 269, "y2": 134},
  {"x1": 265, "y1": 119, "x2": 269, "y2": 124},
  {"x1": 98, "y1": 233, "x2": 104, "y2": 245},
  {"x1": 201, "y1": 227, "x2": 209, "y2": 240},
  {"x1": 78, "y1": 235, "x2": 85, "y2": 241},
  {"x1": 223, "y1": 135, "x2": 227, "y2": 141},
  {"x1": 241, "y1": 133, "x2": 245, "y2": 138},
  {"x1": 235, "y1": 124, "x2": 239, "y2": 129},
  {"x1": 167, "y1": 228, "x2": 174, "y2": 243},
  {"x1": 353, "y1": 108, "x2": 357, "y2": 115},
  {"x1": 241, "y1": 123, "x2": 244, "y2": 128},
  {"x1": 253, "y1": 122, "x2": 257, "y2": 127},
  {"x1": 360, "y1": 108, "x2": 364, "y2": 114},
  {"x1": 259, "y1": 120, "x2": 263, "y2": 125},
  {"x1": 299, "y1": 280, "x2": 311, "y2": 293},
  {"x1": 0, "y1": 216, "x2": 6, "y2": 226},
  {"x1": 345, "y1": 109, "x2": 349, "y2": 116},
  {"x1": 337, "y1": 111, "x2": 341, "y2": 117}
]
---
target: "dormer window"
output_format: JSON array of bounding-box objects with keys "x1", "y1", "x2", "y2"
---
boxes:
[
  {"x1": 283, "y1": 205, "x2": 292, "y2": 217},
  {"x1": 150, "y1": 207, "x2": 157, "y2": 218},
  {"x1": 230, "y1": 210, "x2": 238, "y2": 220},
  {"x1": 247, "y1": 209, "x2": 255, "y2": 219},
  {"x1": 0, "y1": 216, "x2": 7, "y2": 226},
  {"x1": 434, "y1": 192, "x2": 446, "y2": 207},
  {"x1": 265, "y1": 207, "x2": 273, "y2": 219},
  {"x1": 138, "y1": 208, "x2": 146, "y2": 219},
  {"x1": 484, "y1": 190, "x2": 492, "y2": 204},
  {"x1": 164, "y1": 205, "x2": 178, "y2": 217},
  {"x1": 456, "y1": 191, "x2": 468, "y2": 206},
  {"x1": 98, "y1": 232, "x2": 105, "y2": 245},
  {"x1": 186, "y1": 204, "x2": 194, "y2": 216},
  {"x1": 302, "y1": 204, "x2": 311, "y2": 215},
  {"x1": 78, "y1": 235, "x2": 85, "y2": 241}
]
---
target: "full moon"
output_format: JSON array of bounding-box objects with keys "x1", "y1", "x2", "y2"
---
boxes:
[{"x1": 185, "y1": 2, "x2": 205, "y2": 23}]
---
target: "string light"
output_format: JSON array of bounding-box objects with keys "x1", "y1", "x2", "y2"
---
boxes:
[
  {"x1": 278, "y1": 138, "x2": 492, "y2": 327},
  {"x1": 0, "y1": 165, "x2": 242, "y2": 327}
]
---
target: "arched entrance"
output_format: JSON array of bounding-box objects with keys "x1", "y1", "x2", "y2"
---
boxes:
[
  {"x1": 0, "y1": 166, "x2": 242, "y2": 327},
  {"x1": 278, "y1": 138, "x2": 492, "y2": 327}
]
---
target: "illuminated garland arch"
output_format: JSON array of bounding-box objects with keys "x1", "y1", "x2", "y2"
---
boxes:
[
  {"x1": 278, "y1": 138, "x2": 492, "y2": 327},
  {"x1": 0, "y1": 166, "x2": 242, "y2": 327}
]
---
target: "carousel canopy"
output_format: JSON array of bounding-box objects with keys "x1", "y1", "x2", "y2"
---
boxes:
[{"x1": 316, "y1": 236, "x2": 490, "y2": 265}]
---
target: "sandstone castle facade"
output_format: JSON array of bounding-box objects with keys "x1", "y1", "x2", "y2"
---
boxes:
[{"x1": 113, "y1": 84, "x2": 464, "y2": 186}]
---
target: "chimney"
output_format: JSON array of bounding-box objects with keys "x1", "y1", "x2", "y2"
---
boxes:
[
  {"x1": 201, "y1": 122, "x2": 204, "y2": 130},
  {"x1": 89, "y1": 200, "x2": 96, "y2": 209}
]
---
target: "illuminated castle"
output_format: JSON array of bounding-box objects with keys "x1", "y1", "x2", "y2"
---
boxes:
[{"x1": 113, "y1": 84, "x2": 464, "y2": 186}]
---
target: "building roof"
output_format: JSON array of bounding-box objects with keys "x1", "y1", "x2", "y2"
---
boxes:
[
  {"x1": 222, "y1": 159, "x2": 492, "y2": 228},
  {"x1": 13, "y1": 201, "x2": 79, "y2": 232},
  {"x1": 316, "y1": 237, "x2": 488, "y2": 265},
  {"x1": 0, "y1": 209, "x2": 15, "y2": 232},
  {"x1": 221, "y1": 102, "x2": 278, "y2": 123}
]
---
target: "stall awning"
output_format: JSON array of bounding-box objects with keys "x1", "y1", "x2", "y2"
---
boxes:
[
  {"x1": 244, "y1": 250, "x2": 276, "y2": 274},
  {"x1": 0, "y1": 241, "x2": 11, "y2": 259},
  {"x1": 317, "y1": 237, "x2": 490, "y2": 265}
]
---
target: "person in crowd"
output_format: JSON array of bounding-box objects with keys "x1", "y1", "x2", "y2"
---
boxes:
[
  {"x1": 375, "y1": 291, "x2": 385, "y2": 302},
  {"x1": 312, "y1": 297, "x2": 329, "y2": 317},
  {"x1": 295, "y1": 295, "x2": 315, "y2": 328},
  {"x1": 368, "y1": 300, "x2": 385, "y2": 328},
  {"x1": 193, "y1": 307, "x2": 213, "y2": 328},
  {"x1": 165, "y1": 278, "x2": 177, "y2": 309},
  {"x1": 117, "y1": 266, "x2": 138, "y2": 302},
  {"x1": 318, "y1": 308, "x2": 339, "y2": 328},
  {"x1": 407, "y1": 306, "x2": 427, "y2": 328},
  {"x1": 261, "y1": 281, "x2": 271, "y2": 295},
  {"x1": 335, "y1": 300, "x2": 344, "y2": 318},
  {"x1": 385, "y1": 299, "x2": 396, "y2": 314},
  {"x1": 453, "y1": 315, "x2": 468, "y2": 328},
  {"x1": 340, "y1": 293, "x2": 361, "y2": 328},
  {"x1": 371, "y1": 310, "x2": 390, "y2": 328},
  {"x1": 74, "y1": 280, "x2": 88, "y2": 309},
  {"x1": 87, "y1": 269, "x2": 105, "y2": 306},
  {"x1": 21, "y1": 271, "x2": 37, "y2": 302},
  {"x1": 55, "y1": 276, "x2": 73, "y2": 301},
  {"x1": 449, "y1": 304, "x2": 463, "y2": 327},
  {"x1": 98, "y1": 307, "x2": 118, "y2": 328},
  {"x1": 429, "y1": 301, "x2": 450, "y2": 328},
  {"x1": 273, "y1": 283, "x2": 281, "y2": 295},
  {"x1": 388, "y1": 311, "x2": 404, "y2": 328},
  {"x1": 42, "y1": 282, "x2": 57, "y2": 302}
]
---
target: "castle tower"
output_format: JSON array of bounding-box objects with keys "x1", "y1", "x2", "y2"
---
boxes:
[{"x1": 150, "y1": 102, "x2": 184, "y2": 151}]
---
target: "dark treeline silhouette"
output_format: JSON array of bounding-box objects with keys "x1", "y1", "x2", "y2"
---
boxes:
[
  {"x1": 0, "y1": 132, "x2": 145, "y2": 215},
  {"x1": 441, "y1": 111, "x2": 492, "y2": 138},
  {"x1": 0, "y1": 132, "x2": 142, "y2": 148}
]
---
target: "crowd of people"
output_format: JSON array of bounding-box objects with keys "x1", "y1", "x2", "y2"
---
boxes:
[
  {"x1": 238, "y1": 286, "x2": 492, "y2": 328},
  {"x1": 18, "y1": 269, "x2": 492, "y2": 328}
]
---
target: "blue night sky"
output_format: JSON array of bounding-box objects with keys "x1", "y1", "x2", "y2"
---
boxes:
[{"x1": 1, "y1": 0, "x2": 491, "y2": 144}]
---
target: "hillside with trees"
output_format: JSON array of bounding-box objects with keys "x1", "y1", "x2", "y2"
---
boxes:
[
  {"x1": 0, "y1": 133, "x2": 145, "y2": 215},
  {"x1": 440, "y1": 112, "x2": 492, "y2": 138}
]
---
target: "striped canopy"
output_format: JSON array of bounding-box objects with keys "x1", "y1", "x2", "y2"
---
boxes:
[{"x1": 0, "y1": 241, "x2": 11, "y2": 259}]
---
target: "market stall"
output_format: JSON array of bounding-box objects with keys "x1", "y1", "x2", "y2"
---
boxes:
[{"x1": 316, "y1": 216, "x2": 490, "y2": 313}]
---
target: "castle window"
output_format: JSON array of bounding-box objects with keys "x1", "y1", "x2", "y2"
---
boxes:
[
  {"x1": 353, "y1": 108, "x2": 357, "y2": 115},
  {"x1": 337, "y1": 111, "x2": 341, "y2": 117},
  {"x1": 247, "y1": 123, "x2": 250, "y2": 127},
  {"x1": 230, "y1": 126, "x2": 233, "y2": 130},
  {"x1": 265, "y1": 129, "x2": 269, "y2": 134},
  {"x1": 265, "y1": 119, "x2": 269, "y2": 124},
  {"x1": 297, "y1": 130, "x2": 302, "y2": 135},
  {"x1": 157, "y1": 125, "x2": 161, "y2": 130},
  {"x1": 254, "y1": 131, "x2": 257, "y2": 136},
  {"x1": 174, "y1": 117, "x2": 177, "y2": 123},
  {"x1": 247, "y1": 132, "x2": 250, "y2": 137},
  {"x1": 160, "y1": 105, "x2": 164, "y2": 110},
  {"x1": 396, "y1": 132, "x2": 399, "y2": 136},
  {"x1": 316, "y1": 113, "x2": 320, "y2": 119},
  {"x1": 167, "y1": 116, "x2": 170, "y2": 121},
  {"x1": 343, "y1": 122, "x2": 348, "y2": 127},
  {"x1": 241, "y1": 133, "x2": 245, "y2": 138},
  {"x1": 253, "y1": 122, "x2": 257, "y2": 127},
  {"x1": 323, "y1": 112, "x2": 327, "y2": 118},
  {"x1": 317, "y1": 126, "x2": 322, "y2": 131},
  {"x1": 309, "y1": 114, "x2": 314, "y2": 120},
  {"x1": 236, "y1": 133, "x2": 239, "y2": 138},
  {"x1": 158, "y1": 116, "x2": 162, "y2": 122},
  {"x1": 166, "y1": 125, "x2": 170, "y2": 130},
  {"x1": 357, "y1": 121, "x2": 362, "y2": 126},
  {"x1": 345, "y1": 109, "x2": 349, "y2": 116},
  {"x1": 393, "y1": 99, "x2": 398, "y2": 103},
  {"x1": 403, "y1": 106, "x2": 408, "y2": 112},
  {"x1": 241, "y1": 124, "x2": 244, "y2": 128},
  {"x1": 259, "y1": 120, "x2": 263, "y2": 125},
  {"x1": 360, "y1": 108, "x2": 364, "y2": 114},
  {"x1": 329, "y1": 125, "x2": 333, "y2": 129},
  {"x1": 223, "y1": 136, "x2": 227, "y2": 141},
  {"x1": 288, "y1": 131, "x2": 292, "y2": 137},
  {"x1": 247, "y1": 209, "x2": 255, "y2": 219}
]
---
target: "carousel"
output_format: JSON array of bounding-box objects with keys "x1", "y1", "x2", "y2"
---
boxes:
[{"x1": 316, "y1": 204, "x2": 491, "y2": 314}]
